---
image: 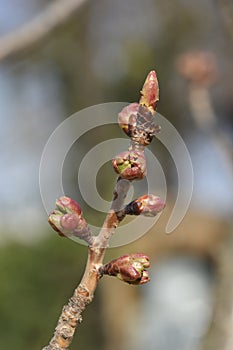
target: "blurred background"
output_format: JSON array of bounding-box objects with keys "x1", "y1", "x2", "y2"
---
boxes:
[{"x1": 0, "y1": 0, "x2": 232, "y2": 349}]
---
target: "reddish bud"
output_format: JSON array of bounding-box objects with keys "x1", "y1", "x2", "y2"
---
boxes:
[
  {"x1": 140, "y1": 70, "x2": 159, "y2": 112},
  {"x1": 117, "y1": 71, "x2": 160, "y2": 146},
  {"x1": 102, "y1": 253, "x2": 150, "y2": 285},
  {"x1": 48, "y1": 196, "x2": 93, "y2": 244},
  {"x1": 125, "y1": 194, "x2": 165, "y2": 217},
  {"x1": 60, "y1": 213, "x2": 81, "y2": 231},
  {"x1": 112, "y1": 149, "x2": 146, "y2": 180}
]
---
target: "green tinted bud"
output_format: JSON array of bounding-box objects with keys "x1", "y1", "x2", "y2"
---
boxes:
[{"x1": 112, "y1": 149, "x2": 146, "y2": 180}]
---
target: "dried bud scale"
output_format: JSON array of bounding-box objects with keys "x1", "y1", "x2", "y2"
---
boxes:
[{"x1": 129, "y1": 105, "x2": 161, "y2": 146}]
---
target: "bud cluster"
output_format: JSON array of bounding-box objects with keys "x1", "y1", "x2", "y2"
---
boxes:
[
  {"x1": 47, "y1": 71, "x2": 166, "y2": 295},
  {"x1": 48, "y1": 196, "x2": 93, "y2": 245},
  {"x1": 113, "y1": 70, "x2": 161, "y2": 181},
  {"x1": 101, "y1": 253, "x2": 150, "y2": 285}
]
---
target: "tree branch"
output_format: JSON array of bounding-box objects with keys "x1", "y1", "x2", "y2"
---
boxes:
[
  {"x1": 42, "y1": 177, "x2": 131, "y2": 350},
  {"x1": 42, "y1": 71, "x2": 163, "y2": 350},
  {"x1": 0, "y1": 0, "x2": 88, "y2": 62}
]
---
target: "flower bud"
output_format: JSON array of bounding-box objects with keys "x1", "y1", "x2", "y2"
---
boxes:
[
  {"x1": 112, "y1": 149, "x2": 146, "y2": 180},
  {"x1": 125, "y1": 194, "x2": 165, "y2": 217},
  {"x1": 48, "y1": 196, "x2": 93, "y2": 244},
  {"x1": 139, "y1": 70, "x2": 159, "y2": 113},
  {"x1": 102, "y1": 253, "x2": 150, "y2": 285}
]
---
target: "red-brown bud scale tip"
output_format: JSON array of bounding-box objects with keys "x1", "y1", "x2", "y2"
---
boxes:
[
  {"x1": 140, "y1": 70, "x2": 159, "y2": 113},
  {"x1": 102, "y1": 253, "x2": 150, "y2": 285}
]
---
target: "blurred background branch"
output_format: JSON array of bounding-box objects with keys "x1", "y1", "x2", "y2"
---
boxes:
[
  {"x1": 176, "y1": 51, "x2": 233, "y2": 174},
  {"x1": 0, "y1": 0, "x2": 88, "y2": 62}
]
